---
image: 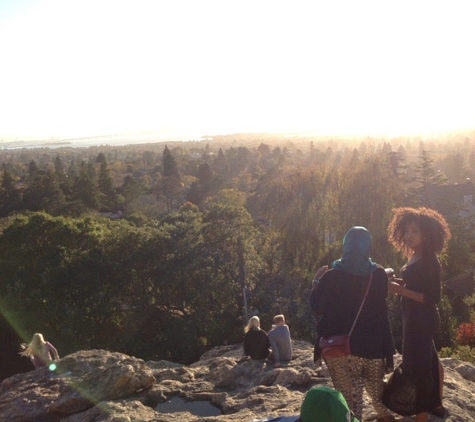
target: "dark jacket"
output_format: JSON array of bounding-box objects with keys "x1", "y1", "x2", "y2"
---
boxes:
[
  {"x1": 310, "y1": 265, "x2": 394, "y2": 367},
  {"x1": 243, "y1": 327, "x2": 270, "y2": 359}
]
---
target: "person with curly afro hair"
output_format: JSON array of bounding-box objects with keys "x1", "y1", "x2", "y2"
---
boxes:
[{"x1": 387, "y1": 207, "x2": 451, "y2": 422}]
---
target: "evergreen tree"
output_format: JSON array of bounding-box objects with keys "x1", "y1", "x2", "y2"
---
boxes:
[
  {"x1": 212, "y1": 148, "x2": 227, "y2": 173},
  {"x1": 440, "y1": 152, "x2": 466, "y2": 184},
  {"x1": 71, "y1": 161, "x2": 100, "y2": 210},
  {"x1": 160, "y1": 146, "x2": 182, "y2": 213},
  {"x1": 98, "y1": 160, "x2": 116, "y2": 210},
  {"x1": 162, "y1": 146, "x2": 179, "y2": 177},
  {"x1": 96, "y1": 152, "x2": 106, "y2": 164},
  {"x1": 118, "y1": 175, "x2": 146, "y2": 205},
  {"x1": 28, "y1": 159, "x2": 39, "y2": 178},
  {"x1": 0, "y1": 170, "x2": 21, "y2": 217},
  {"x1": 53, "y1": 155, "x2": 67, "y2": 186},
  {"x1": 410, "y1": 150, "x2": 447, "y2": 206},
  {"x1": 387, "y1": 150, "x2": 406, "y2": 179},
  {"x1": 22, "y1": 170, "x2": 66, "y2": 215}
]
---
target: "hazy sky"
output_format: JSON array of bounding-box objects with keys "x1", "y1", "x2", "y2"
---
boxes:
[{"x1": 1, "y1": 0, "x2": 474, "y2": 140}]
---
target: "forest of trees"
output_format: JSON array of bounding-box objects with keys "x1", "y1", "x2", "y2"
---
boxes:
[{"x1": 1, "y1": 130, "x2": 475, "y2": 379}]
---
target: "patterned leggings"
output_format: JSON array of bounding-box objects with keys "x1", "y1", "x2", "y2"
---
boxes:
[{"x1": 325, "y1": 355, "x2": 392, "y2": 421}]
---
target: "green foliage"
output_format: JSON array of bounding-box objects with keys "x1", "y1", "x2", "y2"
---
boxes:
[
  {"x1": 257, "y1": 166, "x2": 336, "y2": 270},
  {"x1": 0, "y1": 170, "x2": 21, "y2": 217},
  {"x1": 337, "y1": 155, "x2": 400, "y2": 250},
  {"x1": 436, "y1": 294, "x2": 458, "y2": 349},
  {"x1": 162, "y1": 146, "x2": 179, "y2": 178},
  {"x1": 1, "y1": 137, "x2": 473, "y2": 368},
  {"x1": 0, "y1": 204, "x2": 265, "y2": 365},
  {"x1": 463, "y1": 288, "x2": 475, "y2": 323},
  {"x1": 71, "y1": 162, "x2": 100, "y2": 210},
  {"x1": 439, "y1": 345, "x2": 475, "y2": 364},
  {"x1": 22, "y1": 170, "x2": 66, "y2": 215},
  {"x1": 97, "y1": 160, "x2": 116, "y2": 209},
  {"x1": 444, "y1": 215, "x2": 475, "y2": 279}
]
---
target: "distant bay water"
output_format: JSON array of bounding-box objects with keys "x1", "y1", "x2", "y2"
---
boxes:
[{"x1": 0, "y1": 130, "x2": 205, "y2": 150}]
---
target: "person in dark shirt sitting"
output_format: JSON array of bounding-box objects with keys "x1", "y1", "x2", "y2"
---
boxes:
[{"x1": 243, "y1": 316, "x2": 270, "y2": 360}]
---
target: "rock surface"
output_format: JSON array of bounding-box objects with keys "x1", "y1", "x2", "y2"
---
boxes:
[{"x1": 0, "y1": 340, "x2": 474, "y2": 421}]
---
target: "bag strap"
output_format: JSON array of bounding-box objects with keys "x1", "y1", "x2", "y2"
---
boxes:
[{"x1": 348, "y1": 272, "x2": 373, "y2": 337}]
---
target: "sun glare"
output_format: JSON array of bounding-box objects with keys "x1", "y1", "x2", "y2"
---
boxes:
[{"x1": 0, "y1": 0, "x2": 473, "y2": 141}]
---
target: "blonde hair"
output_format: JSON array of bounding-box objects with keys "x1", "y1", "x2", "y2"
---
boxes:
[
  {"x1": 273, "y1": 314, "x2": 285, "y2": 324},
  {"x1": 20, "y1": 333, "x2": 48, "y2": 359},
  {"x1": 244, "y1": 316, "x2": 260, "y2": 333}
]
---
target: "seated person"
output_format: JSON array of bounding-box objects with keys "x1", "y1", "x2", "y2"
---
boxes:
[
  {"x1": 243, "y1": 316, "x2": 270, "y2": 359},
  {"x1": 268, "y1": 314, "x2": 292, "y2": 368},
  {"x1": 20, "y1": 333, "x2": 60, "y2": 369}
]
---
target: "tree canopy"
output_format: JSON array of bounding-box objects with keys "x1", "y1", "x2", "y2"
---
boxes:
[{"x1": 1, "y1": 132, "x2": 475, "y2": 378}]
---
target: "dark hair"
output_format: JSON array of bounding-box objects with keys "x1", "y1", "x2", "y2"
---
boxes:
[{"x1": 387, "y1": 207, "x2": 451, "y2": 256}]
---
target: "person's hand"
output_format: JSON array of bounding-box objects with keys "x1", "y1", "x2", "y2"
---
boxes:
[
  {"x1": 313, "y1": 265, "x2": 329, "y2": 283},
  {"x1": 389, "y1": 281, "x2": 404, "y2": 295}
]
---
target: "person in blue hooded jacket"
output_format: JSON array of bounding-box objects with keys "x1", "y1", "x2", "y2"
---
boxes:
[{"x1": 311, "y1": 226, "x2": 395, "y2": 422}]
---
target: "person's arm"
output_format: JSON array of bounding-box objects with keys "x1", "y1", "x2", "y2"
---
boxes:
[
  {"x1": 243, "y1": 333, "x2": 250, "y2": 356},
  {"x1": 285, "y1": 325, "x2": 293, "y2": 359},
  {"x1": 46, "y1": 342, "x2": 59, "y2": 360},
  {"x1": 310, "y1": 271, "x2": 331, "y2": 315},
  {"x1": 268, "y1": 333, "x2": 281, "y2": 367},
  {"x1": 264, "y1": 332, "x2": 270, "y2": 350},
  {"x1": 312, "y1": 265, "x2": 329, "y2": 289},
  {"x1": 389, "y1": 279, "x2": 425, "y2": 303}
]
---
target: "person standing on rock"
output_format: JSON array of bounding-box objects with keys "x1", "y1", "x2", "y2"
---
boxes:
[
  {"x1": 310, "y1": 226, "x2": 395, "y2": 422},
  {"x1": 387, "y1": 207, "x2": 450, "y2": 421},
  {"x1": 243, "y1": 316, "x2": 270, "y2": 359},
  {"x1": 20, "y1": 333, "x2": 59, "y2": 369},
  {"x1": 268, "y1": 314, "x2": 292, "y2": 368}
]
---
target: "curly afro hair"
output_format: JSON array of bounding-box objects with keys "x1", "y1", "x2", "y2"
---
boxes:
[{"x1": 387, "y1": 207, "x2": 451, "y2": 256}]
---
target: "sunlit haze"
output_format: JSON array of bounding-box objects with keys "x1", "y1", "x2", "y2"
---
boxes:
[{"x1": 1, "y1": 0, "x2": 474, "y2": 142}]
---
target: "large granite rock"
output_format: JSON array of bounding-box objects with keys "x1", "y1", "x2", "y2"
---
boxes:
[{"x1": 0, "y1": 340, "x2": 474, "y2": 421}]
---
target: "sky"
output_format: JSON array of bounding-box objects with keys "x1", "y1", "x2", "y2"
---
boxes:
[{"x1": 0, "y1": 0, "x2": 474, "y2": 141}]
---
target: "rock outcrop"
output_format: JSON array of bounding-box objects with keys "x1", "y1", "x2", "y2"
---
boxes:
[{"x1": 0, "y1": 340, "x2": 474, "y2": 421}]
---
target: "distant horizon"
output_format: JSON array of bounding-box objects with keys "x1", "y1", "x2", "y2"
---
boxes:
[{"x1": 2, "y1": 125, "x2": 475, "y2": 147}]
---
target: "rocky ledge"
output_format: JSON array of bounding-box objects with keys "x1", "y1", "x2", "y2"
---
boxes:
[{"x1": 0, "y1": 340, "x2": 474, "y2": 421}]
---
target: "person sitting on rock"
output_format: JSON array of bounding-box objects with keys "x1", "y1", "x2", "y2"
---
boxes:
[
  {"x1": 268, "y1": 314, "x2": 292, "y2": 368},
  {"x1": 243, "y1": 316, "x2": 270, "y2": 360},
  {"x1": 20, "y1": 333, "x2": 60, "y2": 369}
]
